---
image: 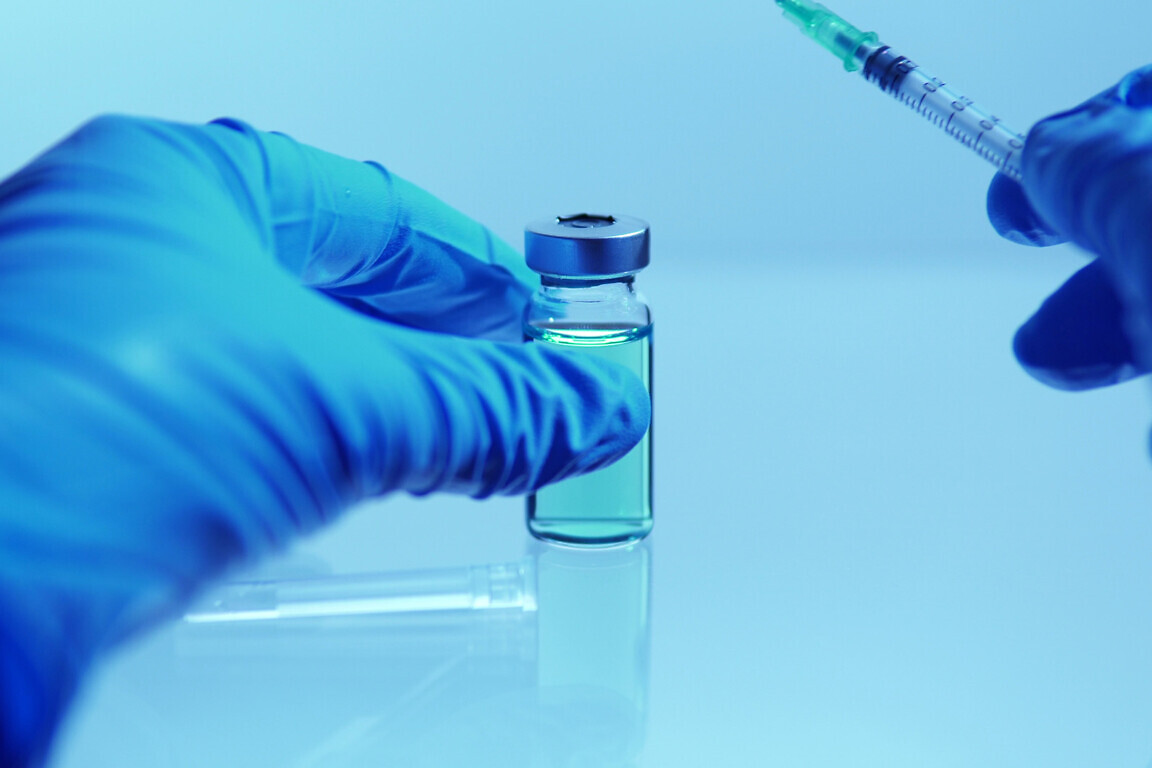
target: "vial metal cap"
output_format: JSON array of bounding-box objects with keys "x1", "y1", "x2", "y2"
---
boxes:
[{"x1": 525, "y1": 213, "x2": 650, "y2": 277}]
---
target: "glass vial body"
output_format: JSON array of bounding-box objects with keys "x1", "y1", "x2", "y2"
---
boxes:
[{"x1": 525, "y1": 275, "x2": 653, "y2": 547}]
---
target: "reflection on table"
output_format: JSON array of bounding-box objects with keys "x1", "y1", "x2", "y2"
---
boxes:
[{"x1": 66, "y1": 540, "x2": 651, "y2": 767}]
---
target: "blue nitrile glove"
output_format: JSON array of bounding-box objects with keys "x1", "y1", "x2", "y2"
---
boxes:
[
  {"x1": 0, "y1": 116, "x2": 650, "y2": 767},
  {"x1": 987, "y1": 65, "x2": 1152, "y2": 390}
]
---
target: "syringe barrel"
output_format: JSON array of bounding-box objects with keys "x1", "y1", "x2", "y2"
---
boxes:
[{"x1": 859, "y1": 45, "x2": 1026, "y2": 182}]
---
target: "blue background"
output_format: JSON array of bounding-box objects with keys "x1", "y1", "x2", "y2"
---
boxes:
[
  {"x1": 6, "y1": 1, "x2": 1152, "y2": 765},
  {"x1": 6, "y1": 0, "x2": 1152, "y2": 257}
]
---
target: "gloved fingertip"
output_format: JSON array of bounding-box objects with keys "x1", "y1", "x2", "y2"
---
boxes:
[
  {"x1": 614, "y1": 360, "x2": 653, "y2": 448},
  {"x1": 1117, "y1": 64, "x2": 1152, "y2": 108},
  {"x1": 557, "y1": 350, "x2": 652, "y2": 456},
  {"x1": 986, "y1": 173, "x2": 1065, "y2": 247},
  {"x1": 1012, "y1": 261, "x2": 1146, "y2": 390},
  {"x1": 516, "y1": 345, "x2": 652, "y2": 492},
  {"x1": 1013, "y1": 323, "x2": 1138, "y2": 391}
]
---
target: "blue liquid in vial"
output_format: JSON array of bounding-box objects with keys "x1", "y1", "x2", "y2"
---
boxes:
[{"x1": 526, "y1": 323, "x2": 653, "y2": 546}]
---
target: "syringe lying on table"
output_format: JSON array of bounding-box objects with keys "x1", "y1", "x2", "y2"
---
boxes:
[
  {"x1": 776, "y1": 0, "x2": 1025, "y2": 182},
  {"x1": 184, "y1": 561, "x2": 536, "y2": 623}
]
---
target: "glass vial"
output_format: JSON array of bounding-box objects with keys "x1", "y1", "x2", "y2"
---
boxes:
[{"x1": 524, "y1": 213, "x2": 653, "y2": 547}]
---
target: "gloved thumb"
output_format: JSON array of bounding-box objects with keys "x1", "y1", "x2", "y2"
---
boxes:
[
  {"x1": 231, "y1": 284, "x2": 652, "y2": 512},
  {"x1": 986, "y1": 173, "x2": 1066, "y2": 247},
  {"x1": 1012, "y1": 260, "x2": 1146, "y2": 389}
]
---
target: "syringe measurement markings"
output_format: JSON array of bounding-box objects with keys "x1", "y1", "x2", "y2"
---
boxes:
[
  {"x1": 945, "y1": 121, "x2": 984, "y2": 152},
  {"x1": 905, "y1": 94, "x2": 952, "y2": 132},
  {"x1": 871, "y1": 50, "x2": 1008, "y2": 163},
  {"x1": 905, "y1": 87, "x2": 978, "y2": 144},
  {"x1": 894, "y1": 87, "x2": 1018, "y2": 173},
  {"x1": 1002, "y1": 152, "x2": 1018, "y2": 178},
  {"x1": 977, "y1": 146, "x2": 1004, "y2": 166},
  {"x1": 944, "y1": 121, "x2": 976, "y2": 149},
  {"x1": 906, "y1": 77, "x2": 1023, "y2": 178}
]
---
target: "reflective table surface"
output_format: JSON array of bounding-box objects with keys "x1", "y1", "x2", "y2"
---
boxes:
[{"x1": 54, "y1": 247, "x2": 1152, "y2": 767}]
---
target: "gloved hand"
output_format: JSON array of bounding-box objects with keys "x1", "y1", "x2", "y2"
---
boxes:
[
  {"x1": 988, "y1": 65, "x2": 1152, "y2": 390},
  {"x1": 0, "y1": 116, "x2": 650, "y2": 767}
]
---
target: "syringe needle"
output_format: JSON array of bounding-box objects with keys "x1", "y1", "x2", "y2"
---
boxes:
[{"x1": 775, "y1": 0, "x2": 877, "y2": 71}]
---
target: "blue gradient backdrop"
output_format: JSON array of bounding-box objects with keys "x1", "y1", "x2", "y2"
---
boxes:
[{"x1": 9, "y1": 2, "x2": 1152, "y2": 766}]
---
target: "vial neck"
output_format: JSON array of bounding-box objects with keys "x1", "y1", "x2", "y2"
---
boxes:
[
  {"x1": 528, "y1": 271, "x2": 650, "y2": 331},
  {"x1": 540, "y1": 275, "x2": 636, "y2": 289}
]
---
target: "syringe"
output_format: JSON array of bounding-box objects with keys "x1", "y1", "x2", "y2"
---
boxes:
[
  {"x1": 776, "y1": 0, "x2": 1025, "y2": 182},
  {"x1": 184, "y1": 561, "x2": 535, "y2": 623}
]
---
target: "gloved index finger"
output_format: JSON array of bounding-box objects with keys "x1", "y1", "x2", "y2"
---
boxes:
[
  {"x1": 206, "y1": 118, "x2": 534, "y2": 343},
  {"x1": 986, "y1": 172, "x2": 1067, "y2": 247}
]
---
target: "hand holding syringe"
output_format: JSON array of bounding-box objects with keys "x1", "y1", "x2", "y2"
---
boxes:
[
  {"x1": 776, "y1": 0, "x2": 1025, "y2": 182},
  {"x1": 779, "y1": 1, "x2": 1152, "y2": 393}
]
